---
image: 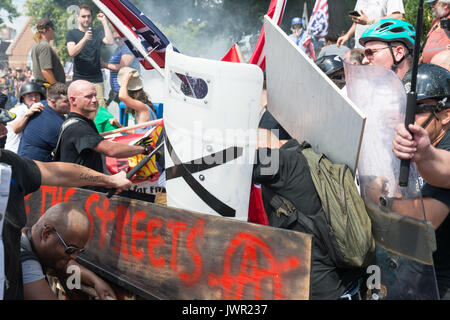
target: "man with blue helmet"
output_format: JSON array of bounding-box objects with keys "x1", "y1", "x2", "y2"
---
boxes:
[
  {"x1": 288, "y1": 17, "x2": 311, "y2": 54},
  {"x1": 359, "y1": 19, "x2": 416, "y2": 80}
]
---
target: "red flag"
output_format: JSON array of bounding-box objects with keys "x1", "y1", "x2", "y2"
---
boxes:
[
  {"x1": 221, "y1": 44, "x2": 242, "y2": 63},
  {"x1": 303, "y1": 37, "x2": 316, "y2": 61},
  {"x1": 248, "y1": 0, "x2": 287, "y2": 71},
  {"x1": 97, "y1": 0, "x2": 178, "y2": 70},
  {"x1": 248, "y1": 184, "x2": 268, "y2": 226}
]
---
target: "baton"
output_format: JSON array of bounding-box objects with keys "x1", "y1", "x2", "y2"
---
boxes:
[
  {"x1": 106, "y1": 142, "x2": 165, "y2": 198},
  {"x1": 399, "y1": 0, "x2": 424, "y2": 187}
]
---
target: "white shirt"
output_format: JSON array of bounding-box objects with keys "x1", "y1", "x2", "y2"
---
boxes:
[
  {"x1": 354, "y1": 0, "x2": 405, "y2": 48},
  {"x1": 4, "y1": 103, "x2": 29, "y2": 153},
  {"x1": 0, "y1": 164, "x2": 12, "y2": 300}
]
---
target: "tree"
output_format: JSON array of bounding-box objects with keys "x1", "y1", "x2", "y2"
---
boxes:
[
  {"x1": 24, "y1": 0, "x2": 111, "y2": 64},
  {"x1": 403, "y1": 0, "x2": 432, "y2": 44},
  {"x1": 0, "y1": 0, "x2": 19, "y2": 26},
  {"x1": 25, "y1": 0, "x2": 73, "y2": 64}
]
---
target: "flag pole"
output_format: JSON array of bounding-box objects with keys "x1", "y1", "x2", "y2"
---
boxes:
[
  {"x1": 234, "y1": 44, "x2": 244, "y2": 63},
  {"x1": 93, "y1": 0, "x2": 166, "y2": 80}
]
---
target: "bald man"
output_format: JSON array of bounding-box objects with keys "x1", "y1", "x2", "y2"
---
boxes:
[
  {"x1": 21, "y1": 202, "x2": 116, "y2": 300},
  {"x1": 57, "y1": 80, "x2": 151, "y2": 172}
]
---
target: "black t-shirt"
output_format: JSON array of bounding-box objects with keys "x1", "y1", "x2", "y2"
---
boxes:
[
  {"x1": 59, "y1": 112, "x2": 105, "y2": 173},
  {"x1": 65, "y1": 28, "x2": 104, "y2": 83},
  {"x1": 253, "y1": 140, "x2": 360, "y2": 299},
  {"x1": 422, "y1": 130, "x2": 450, "y2": 287},
  {"x1": 0, "y1": 149, "x2": 41, "y2": 299}
]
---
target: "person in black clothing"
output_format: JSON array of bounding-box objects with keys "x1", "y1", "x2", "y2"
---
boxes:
[
  {"x1": 58, "y1": 80, "x2": 151, "y2": 173},
  {"x1": 0, "y1": 126, "x2": 132, "y2": 300},
  {"x1": 253, "y1": 129, "x2": 364, "y2": 300},
  {"x1": 65, "y1": 4, "x2": 114, "y2": 108},
  {"x1": 391, "y1": 63, "x2": 450, "y2": 299}
]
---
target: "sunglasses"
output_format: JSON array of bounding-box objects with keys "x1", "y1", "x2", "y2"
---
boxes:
[
  {"x1": 416, "y1": 102, "x2": 449, "y2": 114},
  {"x1": 363, "y1": 46, "x2": 391, "y2": 58},
  {"x1": 46, "y1": 225, "x2": 85, "y2": 255}
]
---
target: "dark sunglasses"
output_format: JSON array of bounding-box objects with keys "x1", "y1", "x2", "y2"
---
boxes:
[
  {"x1": 46, "y1": 225, "x2": 85, "y2": 255},
  {"x1": 363, "y1": 46, "x2": 391, "y2": 58}
]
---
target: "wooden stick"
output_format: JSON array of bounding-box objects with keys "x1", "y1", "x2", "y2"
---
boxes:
[
  {"x1": 235, "y1": 43, "x2": 245, "y2": 63},
  {"x1": 101, "y1": 119, "x2": 163, "y2": 137}
]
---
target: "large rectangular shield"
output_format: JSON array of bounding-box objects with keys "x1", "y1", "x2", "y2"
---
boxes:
[
  {"x1": 24, "y1": 186, "x2": 312, "y2": 300},
  {"x1": 264, "y1": 16, "x2": 365, "y2": 172}
]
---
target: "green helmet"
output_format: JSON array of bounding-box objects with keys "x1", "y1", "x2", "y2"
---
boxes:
[
  {"x1": 403, "y1": 63, "x2": 450, "y2": 112},
  {"x1": 359, "y1": 19, "x2": 416, "y2": 51}
]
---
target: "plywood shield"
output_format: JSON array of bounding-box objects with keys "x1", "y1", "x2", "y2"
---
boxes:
[
  {"x1": 264, "y1": 16, "x2": 365, "y2": 172},
  {"x1": 24, "y1": 187, "x2": 312, "y2": 300}
]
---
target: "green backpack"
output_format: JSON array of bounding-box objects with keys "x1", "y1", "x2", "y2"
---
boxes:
[{"x1": 301, "y1": 147, "x2": 375, "y2": 268}]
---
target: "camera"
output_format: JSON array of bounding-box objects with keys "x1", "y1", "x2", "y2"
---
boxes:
[{"x1": 441, "y1": 18, "x2": 449, "y2": 31}]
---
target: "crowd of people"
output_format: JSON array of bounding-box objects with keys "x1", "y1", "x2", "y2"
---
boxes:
[{"x1": 0, "y1": 0, "x2": 449, "y2": 301}]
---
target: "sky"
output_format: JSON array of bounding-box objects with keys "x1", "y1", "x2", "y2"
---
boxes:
[{"x1": 0, "y1": 0, "x2": 28, "y2": 33}]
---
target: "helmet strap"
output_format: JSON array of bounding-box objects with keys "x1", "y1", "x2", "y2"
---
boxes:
[
  {"x1": 388, "y1": 43, "x2": 409, "y2": 71},
  {"x1": 420, "y1": 112, "x2": 438, "y2": 130}
]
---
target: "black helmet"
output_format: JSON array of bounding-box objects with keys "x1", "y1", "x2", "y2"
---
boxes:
[
  {"x1": 19, "y1": 81, "x2": 46, "y2": 103},
  {"x1": 403, "y1": 64, "x2": 450, "y2": 112},
  {"x1": 315, "y1": 55, "x2": 344, "y2": 76}
]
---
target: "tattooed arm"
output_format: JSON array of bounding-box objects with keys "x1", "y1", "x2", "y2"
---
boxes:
[{"x1": 34, "y1": 161, "x2": 131, "y2": 193}]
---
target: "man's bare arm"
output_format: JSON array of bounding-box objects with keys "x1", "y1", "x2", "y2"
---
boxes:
[
  {"x1": 34, "y1": 161, "x2": 132, "y2": 193},
  {"x1": 93, "y1": 139, "x2": 145, "y2": 159},
  {"x1": 66, "y1": 31, "x2": 91, "y2": 58},
  {"x1": 41, "y1": 69, "x2": 56, "y2": 85},
  {"x1": 393, "y1": 124, "x2": 450, "y2": 188}
]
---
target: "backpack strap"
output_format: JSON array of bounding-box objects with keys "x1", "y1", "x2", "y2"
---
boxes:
[
  {"x1": 268, "y1": 191, "x2": 316, "y2": 235},
  {"x1": 51, "y1": 117, "x2": 86, "y2": 161}
]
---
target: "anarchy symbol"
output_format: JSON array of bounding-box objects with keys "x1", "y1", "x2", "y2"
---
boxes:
[{"x1": 208, "y1": 233, "x2": 301, "y2": 300}]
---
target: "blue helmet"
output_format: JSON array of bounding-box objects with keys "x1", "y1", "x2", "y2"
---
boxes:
[{"x1": 291, "y1": 17, "x2": 303, "y2": 28}]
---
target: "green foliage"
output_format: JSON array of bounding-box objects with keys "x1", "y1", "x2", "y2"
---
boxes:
[
  {"x1": 24, "y1": 0, "x2": 108, "y2": 64},
  {"x1": 0, "y1": 0, "x2": 19, "y2": 26},
  {"x1": 17, "y1": 0, "x2": 435, "y2": 64},
  {"x1": 403, "y1": 0, "x2": 433, "y2": 44},
  {"x1": 25, "y1": 0, "x2": 72, "y2": 63}
]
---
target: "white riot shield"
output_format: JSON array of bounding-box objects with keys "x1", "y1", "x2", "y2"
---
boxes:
[
  {"x1": 345, "y1": 63, "x2": 439, "y2": 300},
  {"x1": 163, "y1": 45, "x2": 262, "y2": 221},
  {"x1": 264, "y1": 15, "x2": 365, "y2": 172}
]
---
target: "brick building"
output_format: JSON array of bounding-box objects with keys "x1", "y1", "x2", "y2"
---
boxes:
[{"x1": 6, "y1": 17, "x2": 33, "y2": 70}]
